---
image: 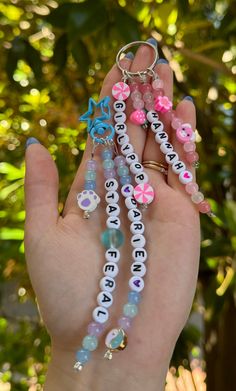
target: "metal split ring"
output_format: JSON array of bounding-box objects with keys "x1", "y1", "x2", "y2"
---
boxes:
[{"x1": 116, "y1": 40, "x2": 159, "y2": 80}]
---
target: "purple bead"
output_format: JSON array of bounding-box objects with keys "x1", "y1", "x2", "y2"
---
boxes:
[
  {"x1": 114, "y1": 155, "x2": 126, "y2": 167},
  {"x1": 87, "y1": 159, "x2": 97, "y2": 171},
  {"x1": 118, "y1": 316, "x2": 132, "y2": 330},
  {"x1": 104, "y1": 169, "x2": 116, "y2": 179},
  {"x1": 87, "y1": 322, "x2": 104, "y2": 337}
]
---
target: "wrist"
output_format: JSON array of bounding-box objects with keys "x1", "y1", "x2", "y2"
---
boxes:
[{"x1": 44, "y1": 344, "x2": 170, "y2": 391}]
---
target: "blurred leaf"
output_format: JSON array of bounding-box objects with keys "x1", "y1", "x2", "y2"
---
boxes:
[
  {"x1": 0, "y1": 179, "x2": 24, "y2": 200},
  {"x1": 71, "y1": 39, "x2": 90, "y2": 74},
  {"x1": 0, "y1": 228, "x2": 24, "y2": 240},
  {"x1": 114, "y1": 10, "x2": 140, "y2": 42},
  {"x1": 52, "y1": 33, "x2": 68, "y2": 70},
  {"x1": 0, "y1": 162, "x2": 24, "y2": 180}
]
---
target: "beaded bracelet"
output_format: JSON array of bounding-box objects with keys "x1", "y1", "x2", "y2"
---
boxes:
[{"x1": 74, "y1": 40, "x2": 214, "y2": 371}]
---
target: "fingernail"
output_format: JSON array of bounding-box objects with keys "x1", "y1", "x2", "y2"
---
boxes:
[
  {"x1": 125, "y1": 51, "x2": 134, "y2": 60},
  {"x1": 146, "y1": 37, "x2": 157, "y2": 47},
  {"x1": 156, "y1": 58, "x2": 169, "y2": 64},
  {"x1": 25, "y1": 137, "x2": 41, "y2": 149},
  {"x1": 183, "y1": 96, "x2": 194, "y2": 103}
]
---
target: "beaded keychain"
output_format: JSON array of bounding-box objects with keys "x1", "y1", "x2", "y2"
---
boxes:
[{"x1": 74, "y1": 40, "x2": 213, "y2": 371}]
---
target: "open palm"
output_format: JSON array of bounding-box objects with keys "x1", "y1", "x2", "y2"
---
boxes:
[{"x1": 24, "y1": 43, "x2": 200, "y2": 390}]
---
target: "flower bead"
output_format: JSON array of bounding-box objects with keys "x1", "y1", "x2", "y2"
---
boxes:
[{"x1": 154, "y1": 95, "x2": 173, "y2": 113}]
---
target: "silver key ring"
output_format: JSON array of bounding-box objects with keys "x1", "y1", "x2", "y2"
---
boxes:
[{"x1": 116, "y1": 40, "x2": 159, "y2": 79}]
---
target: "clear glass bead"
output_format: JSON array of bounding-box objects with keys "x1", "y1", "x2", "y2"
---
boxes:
[{"x1": 101, "y1": 228, "x2": 124, "y2": 249}]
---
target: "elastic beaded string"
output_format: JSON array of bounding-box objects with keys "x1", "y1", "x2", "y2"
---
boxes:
[
  {"x1": 112, "y1": 81, "x2": 155, "y2": 207},
  {"x1": 104, "y1": 155, "x2": 147, "y2": 360},
  {"x1": 74, "y1": 145, "x2": 125, "y2": 371}
]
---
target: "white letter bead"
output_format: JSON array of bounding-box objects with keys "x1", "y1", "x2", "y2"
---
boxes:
[
  {"x1": 135, "y1": 172, "x2": 149, "y2": 184},
  {"x1": 155, "y1": 131, "x2": 168, "y2": 144},
  {"x1": 131, "y1": 234, "x2": 146, "y2": 248},
  {"x1": 121, "y1": 143, "x2": 134, "y2": 156},
  {"x1": 106, "y1": 216, "x2": 121, "y2": 229},
  {"x1": 129, "y1": 276, "x2": 144, "y2": 292},
  {"x1": 105, "y1": 248, "x2": 120, "y2": 263},
  {"x1": 121, "y1": 184, "x2": 134, "y2": 198},
  {"x1": 97, "y1": 291, "x2": 113, "y2": 308},
  {"x1": 105, "y1": 178, "x2": 118, "y2": 191},
  {"x1": 131, "y1": 262, "x2": 147, "y2": 277},
  {"x1": 100, "y1": 276, "x2": 116, "y2": 292},
  {"x1": 114, "y1": 112, "x2": 126, "y2": 123},
  {"x1": 113, "y1": 100, "x2": 126, "y2": 112},
  {"x1": 179, "y1": 170, "x2": 193, "y2": 184},
  {"x1": 151, "y1": 121, "x2": 164, "y2": 133},
  {"x1": 106, "y1": 203, "x2": 120, "y2": 217},
  {"x1": 132, "y1": 247, "x2": 147, "y2": 262},
  {"x1": 172, "y1": 160, "x2": 186, "y2": 174},
  {"x1": 117, "y1": 133, "x2": 129, "y2": 145},
  {"x1": 146, "y1": 110, "x2": 159, "y2": 123},
  {"x1": 165, "y1": 151, "x2": 179, "y2": 165},
  {"x1": 130, "y1": 162, "x2": 143, "y2": 174},
  {"x1": 128, "y1": 208, "x2": 142, "y2": 222},
  {"x1": 160, "y1": 142, "x2": 173, "y2": 154},
  {"x1": 126, "y1": 152, "x2": 139, "y2": 165},
  {"x1": 93, "y1": 306, "x2": 109, "y2": 323},
  {"x1": 115, "y1": 122, "x2": 127, "y2": 135},
  {"x1": 125, "y1": 197, "x2": 137, "y2": 209},
  {"x1": 103, "y1": 262, "x2": 119, "y2": 278},
  {"x1": 130, "y1": 221, "x2": 145, "y2": 235},
  {"x1": 105, "y1": 190, "x2": 119, "y2": 204}
]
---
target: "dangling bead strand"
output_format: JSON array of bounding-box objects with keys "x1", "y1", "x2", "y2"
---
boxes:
[
  {"x1": 74, "y1": 147, "x2": 124, "y2": 371},
  {"x1": 104, "y1": 156, "x2": 148, "y2": 360},
  {"x1": 77, "y1": 159, "x2": 100, "y2": 218}
]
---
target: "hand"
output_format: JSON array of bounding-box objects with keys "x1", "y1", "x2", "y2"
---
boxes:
[{"x1": 24, "y1": 43, "x2": 200, "y2": 391}]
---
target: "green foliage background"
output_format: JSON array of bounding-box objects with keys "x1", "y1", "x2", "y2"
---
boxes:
[{"x1": 0, "y1": 0, "x2": 235, "y2": 389}]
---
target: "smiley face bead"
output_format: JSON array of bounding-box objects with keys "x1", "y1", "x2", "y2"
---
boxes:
[{"x1": 176, "y1": 123, "x2": 193, "y2": 144}]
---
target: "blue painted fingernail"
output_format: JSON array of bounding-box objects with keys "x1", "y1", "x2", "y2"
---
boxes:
[
  {"x1": 25, "y1": 137, "x2": 41, "y2": 149},
  {"x1": 125, "y1": 51, "x2": 134, "y2": 60},
  {"x1": 183, "y1": 96, "x2": 194, "y2": 102},
  {"x1": 146, "y1": 38, "x2": 157, "y2": 47},
  {"x1": 156, "y1": 58, "x2": 169, "y2": 64}
]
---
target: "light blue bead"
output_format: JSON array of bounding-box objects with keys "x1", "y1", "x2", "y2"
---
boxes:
[
  {"x1": 103, "y1": 159, "x2": 115, "y2": 169},
  {"x1": 128, "y1": 291, "x2": 141, "y2": 305},
  {"x1": 82, "y1": 335, "x2": 98, "y2": 351},
  {"x1": 84, "y1": 180, "x2": 96, "y2": 190},
  {"x1": 120, "y1": 175, "x2": 132, "y2": 185},
  {"x1": 117, "y1": 166, "x2": 129, "y2": 177},
  {"x1": 76, "y1": 348, "x2": 91, "y2": 364},
  {"x1": 123, "y1": 303, "x2": 138, "y2": 318},
  {"x1": 102, "y1": 149, "x2": 113, "y2": 160},
  {"x1": 101, "y1": 228, "x2": 124, "y2": 249},
  {"x1": 85, "y1": 170, "x2": 96, "y2": 181}
]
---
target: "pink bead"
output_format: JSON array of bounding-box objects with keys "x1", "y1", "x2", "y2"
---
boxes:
[
  {"x1": 112, "y1": 81, "x2": 130, "y2": 101},
  {"x1": 143, "y1": 92, "x2": 153, "y2": 102},
  {"x1": 185, "y1": 182, "x2": 199, "y2": 195},
  {"x1": 130, "y1": 82, "x2": 139, "y2": 92},
  {"x1": 130, "y1": 110, "x2": 146, "y2": 125},
  {"x1": 186, "y1": 151, "x2": 199, "y2": 164},
  {"x1": 191, "y1": 191, "x2": 204, "y2": 204},
  {"x1": 153, "y1": 89, "x2": 164, "y2": 97},
  {"x1": 133, "y1": 183, "x2": 155, "y2": 205},
  {"x1": 140, "y1": 83, "x2": 152, "y2": 93},
  {"x1": 152, "y1": 79, "x2": 164, "y2": 90},
  {"x1": 118, "y1": 316, "x2": 132, "y2": 330},
  {"x1": 88, "y1": 322, "x2": 104, "y2": 337},
  {"x1": 133, "y1": 99, "x2": 145, "y2": 109},
  {"x1": 171, "y1": 117, "x2": 182, "y2": 130},
  {"x1": 131, "y1": 91, "x2": 141, "y2": 100},
  {"x1": 145, "y1": 102, "x2": 155, "y2": 111},
  {"x1": 176, "y1": 123, "x2": 193, "y2": 143},
  {"x1": 155, "y1": 95, "x2": 173, "y2": 113},
  {"x1": 198, "y1": 200, "x2": 211, "y2": 214},
  {"x1": 183, "y1": 141, "x2": 196, "y2": 153}
]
